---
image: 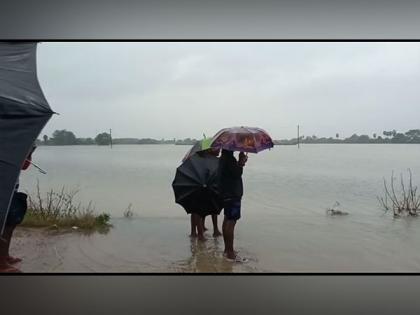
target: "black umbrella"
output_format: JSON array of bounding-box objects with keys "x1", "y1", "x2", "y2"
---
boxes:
[
  {"x1": 0, "y1": 42, "x2": 54, "y2": 234},
  {"x1": 172, "y1": 154, "x2": 222, "y2": 217}
]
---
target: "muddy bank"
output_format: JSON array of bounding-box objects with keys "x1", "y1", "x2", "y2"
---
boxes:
[{"x1": 10, "y1": 218, "x2": 260, "y2": 273}]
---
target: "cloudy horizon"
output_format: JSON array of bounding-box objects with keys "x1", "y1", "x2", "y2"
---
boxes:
[{"x1": 36, "y1": 42, "x2": 420, "y2": 140}]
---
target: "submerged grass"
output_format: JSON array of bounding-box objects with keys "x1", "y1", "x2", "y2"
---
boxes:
[
  {"x1": 378, "y1": 169, "x2": 420, "y2": 217},
  {"x1": 123, "y1": 203, "x2": 134, "y2": 218},
  {"x1": 21, "y1": 181, "x2": 112, "y2": 233}
]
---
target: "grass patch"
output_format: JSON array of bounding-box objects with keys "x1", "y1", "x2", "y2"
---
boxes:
[{"x1": 21, "y1": 181, "x2": 112, "y2": 233}]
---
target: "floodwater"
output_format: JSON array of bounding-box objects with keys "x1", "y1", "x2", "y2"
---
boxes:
[{"x1": 15, "y1": 144, "x2": 420, "y2": 272}]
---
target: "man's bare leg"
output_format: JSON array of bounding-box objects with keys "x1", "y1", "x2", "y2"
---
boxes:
[
  {"x1": 212, "y1": 215, "x2": 222, "y2": 237},
  {"x1": 222, "y1": 216, "x2": 236, "y2": 259},
  {"x1": 0, "y1": 226, "x2": 22, "y2": 272},
  {"x1": 202, "y1": 217, "x2": 208, "y2": 231},
  {"x1": 190, "y1": 214, "x2": 197, "y2": 237},
  {"x1": 193, "y1": 214, "x2": 206, "y2": 241},
  {"x1": 0, "y1": 226, "x2": 13, "y2": 257}
]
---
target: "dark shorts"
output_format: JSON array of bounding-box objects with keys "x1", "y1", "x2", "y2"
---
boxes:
[{"x1": 223, "y1": 199, "x2": 241, "y2": 221}]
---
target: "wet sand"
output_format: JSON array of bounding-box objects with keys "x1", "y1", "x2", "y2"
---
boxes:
[
  {"x1": 10, "y1": 213, "x2": 420, "y2": 273},
  {"x1": 10, "y1": 218, "x2": 260, "y2": 273}
]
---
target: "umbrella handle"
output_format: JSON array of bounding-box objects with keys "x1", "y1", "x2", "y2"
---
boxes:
[{"x1": 27, "y1": 160, "x2": 47, "y2": 174}]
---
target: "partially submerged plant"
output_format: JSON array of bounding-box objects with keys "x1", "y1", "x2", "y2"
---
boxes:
[
  {"x1": 123, "y1": 203, "x2": 134, "y2": 218},
  {"x1": 22, "y1": 180, "x2": 112, "y2": 232},
  {"x1": 378, "y1": 169, "x2": 420, "y2": 217},
  {"x1": 326, "y1": 201, "x2": 349, "y2": 216}
]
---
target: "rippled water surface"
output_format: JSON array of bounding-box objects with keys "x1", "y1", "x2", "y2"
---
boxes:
[{"x1": 17, "y1": 144, "x2": 420, "y2": 272}]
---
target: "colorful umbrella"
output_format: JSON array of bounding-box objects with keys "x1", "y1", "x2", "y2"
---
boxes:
[{"x1": 211, "y1": 126, "x2": 274, "y2": 153}]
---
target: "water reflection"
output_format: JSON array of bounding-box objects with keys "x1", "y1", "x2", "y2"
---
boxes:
[
  {"x1": 170, "y1": 237, "x2": 234, "y2": 273},
  {"x1": 169, "y1": 235, "x2": 260, "y2": 273}
]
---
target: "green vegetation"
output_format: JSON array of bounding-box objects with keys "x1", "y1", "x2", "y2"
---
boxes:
[
  {"x1": 36, "y1": 130, "x2": 181, "y2": 146},
  {"x1": 21, "y1": 182, "x2": 112, "y2": 233},
  {"x1": 137, "y1": 138, "x2": 166, "y2": 144},
  {"x1": 175, "y1": 138, "x2": 197, "y2": 145},
  {"x1": 95, "y1": 132, "x2": 112, "y2": 145},
  {"x1": 76, "y1": 137, "x2": 95, "y2": 145},
  {"x1": 113, "y1": 138, "x2": 143, "y2": 145},
  {"x1": 378, "y1": 170, "x2": 420, "y2": 217},
  {"x1": 36, "y1": 129, "x2": 95, "y2": 146},
  {"x1": 274, "y1": 129, "x2": 420, "y2": 145},
  {"x1": 35, "y1": 128, "x2": 420, "y2": 146},
  {"x1": 113, "y1": 138, "x2": 176, "y2": 144},
  {"x1": 49, "y1": 129, "x2": 78, "y2": 145}
]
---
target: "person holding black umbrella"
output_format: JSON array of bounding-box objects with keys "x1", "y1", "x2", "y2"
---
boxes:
[
  {"x1": 0, "y1": 42, "x2": 54, "y2": 272},
  {"x1": 172, "y1": 146, "x2": 223, "y2": 242},
  {"x1": 196, "y1": 148, "x2": 222, "y2": 239},
  {"x1": 0, "y1": 146, "x2": 36, "y2": 272}
]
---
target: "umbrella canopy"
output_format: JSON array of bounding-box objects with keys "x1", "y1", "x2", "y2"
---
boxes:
[
  {"x1": 182, "y1": 137, "x2": 213, "y2": 162},
  {"x1": 0, "y1": 42, "x2": 54, "y2": 234},
  {"x1": 172, "y1": 154, "x2": 222, "y2": 217},
  {"x1": 211, "y1": 126, "x2": 274, "y2": 153}
]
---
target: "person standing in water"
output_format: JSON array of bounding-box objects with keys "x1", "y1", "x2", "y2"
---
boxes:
[
  {"x1": 190, "y1": 147, "x2": 222, "y2": 240},
  {"x1": 202, "y1": 147, "x2": 222, "y2": 238},
  {"x1": 191, "y1": 213, "x2": 221, "y2": 240},
  {"x1": 218, "y1": 149, "x2": 248, "y2": 262},
  {"x1": 0, "y1": 146, "x2": 35, "y2": 272}
]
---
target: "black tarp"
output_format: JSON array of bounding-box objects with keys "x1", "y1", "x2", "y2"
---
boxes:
[{"x1": 0, "y1": 42, "x2": 53, "y2": 234}]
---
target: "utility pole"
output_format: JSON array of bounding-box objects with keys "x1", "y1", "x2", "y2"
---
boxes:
[
  {"x1": 297, "y1": 125, "x2": 300, "y2": 149},
  {"x1": 109, "y1": 128, "x2": 113, "y2": 149}
]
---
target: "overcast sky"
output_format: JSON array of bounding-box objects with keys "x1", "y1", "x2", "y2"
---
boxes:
[{"x1": 37, "y1": 42, "x2": 420, "y2": 140}]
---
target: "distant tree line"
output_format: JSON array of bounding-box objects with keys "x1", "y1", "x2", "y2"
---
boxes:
[
  {"x1": 36, "y1": 129, "x2": 420, "y2": 146},
  {"x1": 174, "y1": 138, "x2": 197, "y2": 145},
  {"x1": 274, "y1": 129, "x2": 420, "y2": 145},
  {"x1": 36, "y1": 130, "x2": 196, "y2": 146}
]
